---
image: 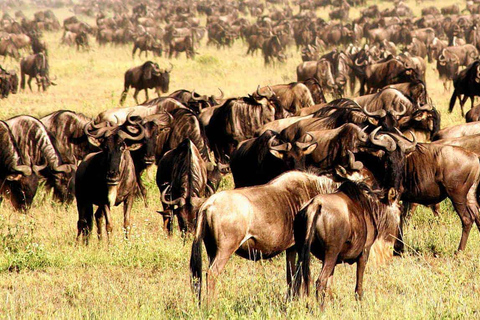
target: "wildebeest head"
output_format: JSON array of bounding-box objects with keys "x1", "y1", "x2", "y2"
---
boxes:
[
  {"x1": 437, "y1": 49, "x2": 460, "y2": 79},
  {"x1": 251, "y1": 85, "x2": 284, "y2": 119},
  {"x1": 140, "y1": 112, "x2": 172, "y2": 166},
  {"x1": 190, "y1": 88, "x2": 224, "y2": 112},
  {"x1": 85, "y1": 116, "x2": 144, "y2": 188},
  {"x1": 267, "y1": 132, "x2": 317, "y2": 171},
  {"x1": 33, "y1": 53, "x2": 57, "y2": 91}
]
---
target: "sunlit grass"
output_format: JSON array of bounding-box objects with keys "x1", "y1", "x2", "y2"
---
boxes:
[{"x1": 0, "y1": 0, "x2": 479, "y2": 318}]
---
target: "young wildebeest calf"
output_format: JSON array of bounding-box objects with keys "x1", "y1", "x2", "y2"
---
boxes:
[
  {"x1": 190, "y1": 171, "x2": 340, "y2": 304},
  {"x1": 293, "y1": 181, "x2": 402, "y2": 308},
  {"x1": 76, "y1": 117, "x2": 145, "y2": 243}
]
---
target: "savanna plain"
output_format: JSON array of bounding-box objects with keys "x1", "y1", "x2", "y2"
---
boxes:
[{"x1": 1, "y1": 0, "x2": 480, "y2": 319}]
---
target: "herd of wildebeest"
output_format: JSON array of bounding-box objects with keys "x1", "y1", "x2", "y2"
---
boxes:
[{"x1": 4, "y1": 0, "x2": 480, "y2": 309}]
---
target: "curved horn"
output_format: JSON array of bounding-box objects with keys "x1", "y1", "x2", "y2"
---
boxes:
[
  {"x1": 13, "y1": 164, "x2": 33, "y2": 176},
  {"x1": 369, "y1": 126, "x2": 396, "y2": 151},
  {"x1": 213, "y1": 88, "x2": 224, "y2": 100},
  {"x1": 295, "y1": 133, "x2": 315, "y2": 149},
  {"x1": 362, "y1": 106, "x2": 387, "y2": 118},
  {"x1": 268, "y1": 135, "x2": 291, "y2": 151},
  {"x1": 347, "y1": 150, "x2": 364, "y2": 171},
  {"x1": 191, "y1": 89, "x2": 202, "y2": 101},
  {"x1": 256, "y1": 85, "x2": 266, "y2": 98},
  {"x1": 355, "y1": 57, "x2": 367, "y2": 66},
  {"x1": 394, "y1": 128, "x2": 417, "y2": 153},
  {"x1": 358, "y1": 125, "x2": 369, "y2": 142},
  {"x1": 390, "y1": 103, "x2": 407, "y2": 117},
  {"x1": 118, "y1": 124, "x2": 145, "y2": 141},
  {"x1": 417, "y1": 103, "x2": 433, "y2": 111},
  {"x1": 161, "y1": 185, "x2": 186, "y2": 207},
  {"x1": 84, "y1": 121, "x2": 113, "y2": 138}
]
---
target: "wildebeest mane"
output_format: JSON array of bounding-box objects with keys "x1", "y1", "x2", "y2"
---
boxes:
[{"x1": 312, "y1": 99, "x2": 366, "y2": 129}]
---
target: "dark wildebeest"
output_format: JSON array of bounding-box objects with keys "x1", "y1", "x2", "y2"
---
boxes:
[
  {"x1": 296, "y1": 60, "x2": 339, "y2": 98},
  {"x1": 76, "y1": 118, "x2": 145, "y2": 243},
  {"x1": 449, "y1": 60, "x2": 480, "y2": 117},
  {"x1": 0, "y1": 68, "x2": 18, "y2": 98},
  {"x1": 168, "y1": 34, "x2": 196, "y2": 59},
  {"x1": 156, "y1": 139, "x2": 208, "y2": 233},
  {"x1": 40, "y1": 110, "x2": 96, "y2": 164},
  {"x1": 299, "y1": 78, "x2": 327, "y2": 104},
  {"x1": 293, "y1": 180, "x2": 402, "y2": 307},
  {"x1": 437, "y1": 49, "x2": 460, "y2": 91},
  {"x1": 262, "y1": 34, "x2": 286, "y2": 66},
  {"x1": 206, "y1": 86, "x2": 283, "y2": 163},
  {"x1": 168, "y1": 88, "x2": 224, "y2": 115},
  {"x1": 466, "y1": 104, "x2": 480, "y2": 122},
  {"x1": 132, "y1": 33, "x2": 162, "y2": 58},
  {"x1": 119, "y1": 61, "x2": 173, "y2": 105},
  {"x1": 190, "y1": 171, "x2": 340, "y2": 303},
  {"x1": 0, "y1": 37, "x2": 20, "y2": 61},
  {"x1": 352, "y1": 58, "x2": 419, "y2": 95},
  {"x1": 5, "y1": 116, "x2": 75, "y2": 209},
  {"x1": 20, "y1": 53, "x2": 56, "y2": 91},
  {"x1": 75, "y1": 31, "x2": 89, "y2": 51}
]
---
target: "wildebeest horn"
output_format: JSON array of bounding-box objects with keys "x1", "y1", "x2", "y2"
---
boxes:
[
  {"x1": 347, "y1": 150, "x2": 363, "y2": 171},
  {"x1": 32, "y1": 162, "x2": 47, "y2": 175},
  {"x1": 295, "y1": 133, "x2": 316, "y2": 149},
  {"x1": 84, "y1": 121, "x2": 112, "y2": 138},
  {"x1": 161, "y1": 185, "x2": 186, "y2": 207},
  {"x1": 54, "y1": 164, "x2": 75, "y2": 173},
  {"x1": 13, "y1": 164, "x2": 33, "y2": 177},
  {"x1": 369, "y1": 127, "x2": 396, "y2": 152},
  {"x1": 213, "y1": 88, "x2": 224, "y2": 100},
  {"x1": 476, "y1": 65, "x2": 480, "y2": 83},
  {"x1": 358, "y1": 125, "x2": 369, "y2": 142},
  {"x1": 191, "y1": 89, "x2": 208, "y2": 101},
  {"x1": 268, "y1": 136, "x2": 291, "y2": 151},
  {"x1": 394, "y1": 128, "x2": 417, "y2": 153},
  {"x1": 417, "y1": 103, "x2": 432, "y2": 111},
  {"x1": 390, "y1": 103, "x2": 407, "y2": 117},
  {"x1": 256, "y1": 85, "x2": 267, "y2": 98},
  {"x1": 362, "y1": 106, "x2": 387, "y2": 118},
  {"x1": 355, "y1": 57, "x2": 366, "y2": 66},
  {"x1": 118, "y1": 123, "x2": 145, "y2": 141}
]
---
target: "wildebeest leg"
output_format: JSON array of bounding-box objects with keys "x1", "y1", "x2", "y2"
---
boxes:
[
  {"x1": 76, "y1": 202, "x2": 93, "y2": 244},
  {"x1": 470, "y1": 96, "x2": 475, "y2": 112},
  {"x1": 95, "y1": 206, "x2": 104, "y2": 240},
  {"x1": 144, "y1": 89, "x2": 149, "y2": 103},
  {"x1": 132, "y1": 45, "x2": 137, "y2": 58},
  {"x1": 315, "y1": 253, "x2": 338, "y2": 309},
  {"x1": 120, "y1": 87, "x2": 129, "y2": 105},
  {"x1": 27, "y1": 76, "x2": 33, "y2": 92},
  {"x1": 451, "y1": 199, "x2": 474, "y2": 251},
  {"x1": 206, "y1": 244, "x2": 238, "y2": 305},
  {"x1": 123, "y1": 196, "x2": 134, "y2": 238},
  {"x1": 104, "y1": 205, "x2": 113, "y2": 241},
  {"x1": 133, "y1": 89, "x2": 140, "y2": 105},
  {"x1": 355, "y1": 249, "x2": 370, "y2": 300},
  {"x1": 429, "y1": 203, "x2": 441, "y2": 217},
  {"x1": 285, "y1": 247, "x2": 296, "y2": 298},
  {"x1": 459, "y1": 95, "x2": 468, "y2": 117},
  {"x1": 155, "y1": 87, "x2": 161, "y2": 98},
  {"x1": 443, "y1": 80, "x2": 448, "y2": 92}
]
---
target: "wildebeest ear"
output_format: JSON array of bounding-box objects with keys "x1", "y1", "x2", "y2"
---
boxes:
[
  {"x1": 388, "y1": 188, "x2": 398, "y2": 202},
  {"x1": 269, "y1": 149, "x2": 284, "y2": 159},
  {"x1": 334, "y1": 165, "x2": 348, "y2": 179},
  {"x1": 87, "y1": 136, "x2": 102, "y2": 147},
  {"x1": 206, "y1": 162, "x2": 215, "y2": 172},
  {"x1": 127, "y1": 143, "x2": 143, "y2": 151}
]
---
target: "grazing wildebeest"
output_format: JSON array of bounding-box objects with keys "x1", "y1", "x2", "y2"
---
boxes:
[
  {"x1": 156, "y1": 139, "x2": 208, "y2": 233},
  {"x1": 5, "y1": 116, "x2": 75, "y2": 209},
  {"x1": 119, "y1": 61, "x2": 173, "y2": 105},
  {"x1": 449, "y1": 60, "x2": 480, "y2": 117},
  {"x1": 190, "y1": 171, "x2": 340, "y2": 303},
  {"x1": 132, "y1": 33, "x2": 162, "y2": 58},
  {"x1": 293, "y1": 180, "x2": 401, "y2": 307},
  {"x1": 262, "y1": 34, "x2": 286, "y2": 66},
  {"x1": 20, "y1": 53, "x2": 56, "y2": 91},
  {"x1": 76, "y1": 118, "x2": 145, "y2": 243},
  {"x1": 259, "y1": 82, "x2": 314, "y2": 115}
]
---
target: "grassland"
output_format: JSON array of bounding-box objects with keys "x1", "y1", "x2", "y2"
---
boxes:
[{"x1": 1, "y1": 0, "x2": 480, "y2": 319}]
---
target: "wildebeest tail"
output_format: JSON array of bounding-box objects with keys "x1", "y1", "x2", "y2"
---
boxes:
[
  {"x1": 190, "y1": 204, "x2": 207, "y2": 302},
  {"x1": 293, "y1": 198, "x2": 321, "y2": 297},
  {"x1": 448, "y1": 89, "x2": 458, "y2": 113}
]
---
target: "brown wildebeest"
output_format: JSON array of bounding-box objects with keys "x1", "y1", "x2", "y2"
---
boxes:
[
  {"x1": 190, "y1": 171, "x2": 340, "y2": 303},
  {"x1": 293, "y1": 180, "x2": 401, "y2": 307}
]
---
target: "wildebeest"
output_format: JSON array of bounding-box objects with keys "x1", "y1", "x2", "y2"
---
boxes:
[
  {"x1": 293, "y1": 180, "x2": 401, "y2": 306},
  {"x1": 76, "y1": 118, "x2": 145, "y2": 243},
  {"x1": 190, "y1": 171, "x2": 340, "y2": 303},
  {"x1": 0, "y1": 37, "x2": 20, "y2": 61},
  {"x1": 20, "y1": 53, "x2": 56, "y2": 91},
  {"x1": 259, "y1": 82, "x2": 314, "y2": 116},
  {"x1": 262, "y1": 34, "x2": 286, "y2": 65},
  {"x1": 119, "y1": 61, "x2": 173, "y2": 105},
  {"x1": 437, "y1": 49, "x2": 460, "y2": 91},
  {"x1": 297, "y1": 59, "x2": 339, "y2": 97},
  {"x1": 0, "y1": 68, "x2": 18, "y2": 98},
  {"x1": 132, "y1": 33, "x2": 162, "y2": 58},
  {"x1": 433, "y1": 121, "x2": 480, "y2": 140},
  {"x1": 299, "y1": 78, "x2": 327, "y2": 104},
  {"x1": 156, "y1": 139, "x2": 208, "y2": 233},
  {"x1": 5, "y1": 116, "x2": 75, "y2": 209},
  {"x1": 40, "y1": 110, "x2": 96, "y2": 165},
  {"x1": 449, "y1": 60, "x2": 480, "y2": 117},
  {"x1": 466, "y1": 104, "x2": 480, "y2": 122},
  {"x1": 206, "y1": 86, "x2": 282, "y2": 163}
]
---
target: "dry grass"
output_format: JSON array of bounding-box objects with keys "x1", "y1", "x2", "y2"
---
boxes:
[{"x1": 1, "y1": 0, "x2": 479, "y2": 319}]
